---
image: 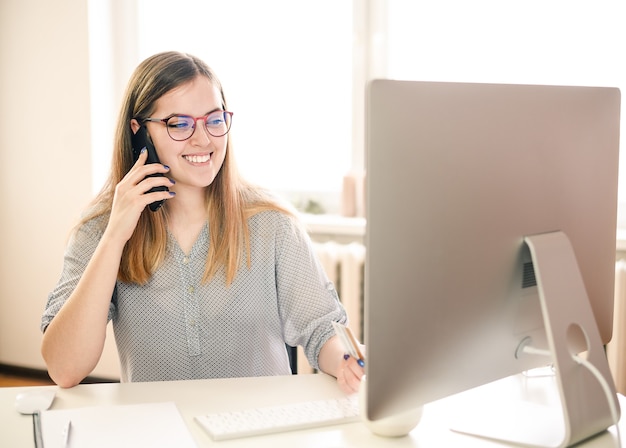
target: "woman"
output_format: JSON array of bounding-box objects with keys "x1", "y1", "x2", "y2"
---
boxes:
[{"x1": 41, "y1": 51, "x2": 363, "y2": 392}]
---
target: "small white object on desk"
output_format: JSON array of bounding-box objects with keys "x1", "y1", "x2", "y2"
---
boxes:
[{"x1": 14, "y1": 388, "x2": 56, "y2": 448}]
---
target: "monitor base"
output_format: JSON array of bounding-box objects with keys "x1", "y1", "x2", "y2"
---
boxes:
[
  {"x1": 359, "y1": 375, "x2": 423, "y2": 437},
  {"x1": 452, "y1": 232, "x2": 619, "y2": 447}
]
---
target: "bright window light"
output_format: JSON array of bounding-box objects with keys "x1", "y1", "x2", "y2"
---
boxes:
[{"x1": 136, "y1": 0, "x2": 353, "y2": 202}]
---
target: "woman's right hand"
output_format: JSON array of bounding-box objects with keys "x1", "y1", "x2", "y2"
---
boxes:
[{"x1": 106, "y1": 149, "x2": 174, "y2": 244}]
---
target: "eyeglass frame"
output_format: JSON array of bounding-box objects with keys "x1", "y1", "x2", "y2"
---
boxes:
[{"x1": 139, "y1": 110, "x2": 234, "y2": 141}]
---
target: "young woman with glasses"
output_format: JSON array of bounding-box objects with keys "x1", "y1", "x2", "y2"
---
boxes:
[{"x1": 40, "y1": 51, "x2": 364, "y2": 393}]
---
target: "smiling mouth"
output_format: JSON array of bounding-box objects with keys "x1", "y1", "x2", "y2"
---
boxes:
[{"x1": 183, "y1": 153, "x2": 211, "y2": 163}]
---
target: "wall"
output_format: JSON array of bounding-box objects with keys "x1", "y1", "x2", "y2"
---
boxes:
[{"x1": 0, "y1": 0, "x2": 119, "y2": 378}]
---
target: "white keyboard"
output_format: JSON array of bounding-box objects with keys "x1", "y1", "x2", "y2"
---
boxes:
[{"x1": 195, "y1": 395, "x2": 360, "y2": 440}]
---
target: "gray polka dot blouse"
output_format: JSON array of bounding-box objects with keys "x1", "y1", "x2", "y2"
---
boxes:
[{"x1": 41, "y1": 210, "x2": 348, "y2": 382}]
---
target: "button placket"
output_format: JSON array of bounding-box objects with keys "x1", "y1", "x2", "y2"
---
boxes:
[{"x1": 181, "y1": 253, "x2": 201, "y2": 356}]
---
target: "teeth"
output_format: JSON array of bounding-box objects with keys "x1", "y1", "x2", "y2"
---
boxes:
[{"x1": 184, "y1": 154, "x2": 211, "y2": 163}]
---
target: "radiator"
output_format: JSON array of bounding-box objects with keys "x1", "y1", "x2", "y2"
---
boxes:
[
  {"x1": 314, "y1": 242, "x2": 366, "y2": 340},
  {"x1": 296, "y1": 241, "x2": 366, "y2": 374},
  {"x1": 608, "y1": 259, "x2": 626, "y2": 394}
]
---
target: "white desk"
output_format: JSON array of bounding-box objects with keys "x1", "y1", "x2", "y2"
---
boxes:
[{"x1": 1, "y1": 372, "x2": 624, "y2": 447}]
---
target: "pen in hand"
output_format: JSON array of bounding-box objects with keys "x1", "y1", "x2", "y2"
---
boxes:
[
  {"x1": 332, "y1": 322, "x2": 365, "y2": 367},
  {"x1": 346, "y1": 327, "x2": 365, "y2": 367}
]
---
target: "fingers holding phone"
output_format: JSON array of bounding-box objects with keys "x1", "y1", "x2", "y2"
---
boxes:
[
  {"x1": 105, "y1": 149, "x2": 174, "y2": 246},
  {"x1": 124, "y1": 148, "x2": 175, "y2": 210},
  {"x1": 131, "y1": 149, "x2": 175, "y2": 197}
]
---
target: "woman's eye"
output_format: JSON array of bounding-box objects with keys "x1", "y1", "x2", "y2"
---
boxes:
[
  {"x1": 207, "y1": 118, "x2": 225, "y2": 126},
  {"x1": 206, "y1": 114, "x2": 225, "y2": 127},
  {"x1": 167, "y1": 117, "x2": 192, "y2": 129}
]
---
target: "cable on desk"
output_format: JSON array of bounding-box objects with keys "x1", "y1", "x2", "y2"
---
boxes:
[
  {"x1": 572, "y1": 354, "x2": 622, "y2": 448},
  {"x1": 521, "y1": 344, "x2": 622, "y2": 447}
]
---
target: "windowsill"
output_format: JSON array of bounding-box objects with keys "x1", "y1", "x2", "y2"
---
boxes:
[
  {"x1": 299, "y1": 213, "x2": 365, "y2": 244},
  {"x1": 302, "y1": 215, "x2": 626, "y2": 256}
]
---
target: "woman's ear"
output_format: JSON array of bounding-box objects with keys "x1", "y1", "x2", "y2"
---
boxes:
[{"x1": 130, "y1": 118, "x2": 141, "y2": 135}]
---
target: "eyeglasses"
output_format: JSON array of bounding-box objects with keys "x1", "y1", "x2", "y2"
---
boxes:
[{"x1": 142, "y1": 110, "x2": 233, "y2": 141}]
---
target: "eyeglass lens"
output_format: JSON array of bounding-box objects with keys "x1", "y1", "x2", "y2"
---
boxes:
[{"x1": 166, "y1": 111, "x2": 232, "y2": 140}]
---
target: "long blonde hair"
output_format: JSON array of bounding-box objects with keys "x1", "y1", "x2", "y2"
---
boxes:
[{"x1": 81, "y1": 51, "x2": 294, "y2": 285}]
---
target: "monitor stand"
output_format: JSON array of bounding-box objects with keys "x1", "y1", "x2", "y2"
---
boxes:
[{"x1": 452, "y1": 231, "x2": 620, "y2": 447}]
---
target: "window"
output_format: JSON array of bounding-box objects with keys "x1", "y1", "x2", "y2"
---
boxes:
[
  {"x1": 89, "y1": 0, "x2": 625, "y2": 225},
  {"x1": 89, "y1": 0, "x2": 353, "y2": 214}
]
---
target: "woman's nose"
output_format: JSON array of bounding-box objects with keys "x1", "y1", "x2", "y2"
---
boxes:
[{"x1": 189, "y1": 118, "x2": 212, "y2": 145}]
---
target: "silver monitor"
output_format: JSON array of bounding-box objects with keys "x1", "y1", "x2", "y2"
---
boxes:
[{"x1": 364, "y1": 80, "x2": 621, "y2": 445}]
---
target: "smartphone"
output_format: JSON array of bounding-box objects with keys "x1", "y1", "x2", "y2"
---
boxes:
[{"x1": 131, "y1": 124, "x2": 168, "y2": 212}]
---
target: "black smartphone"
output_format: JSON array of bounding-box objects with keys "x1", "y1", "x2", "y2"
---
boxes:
[{"x1": 131, "y1": 124, "x2": 169, "y2": 212}]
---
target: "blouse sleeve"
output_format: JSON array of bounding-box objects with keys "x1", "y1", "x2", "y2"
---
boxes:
[
  {"x1": 41, "y1": 216, "x2": 116, "y2": 332},
  {"x1": 273, "y1": 213, "x2": 348, "y2": 370}
]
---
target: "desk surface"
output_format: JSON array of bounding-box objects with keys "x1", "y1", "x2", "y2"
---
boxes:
[{"x1": 1, "y1": 372, "x2": 623, "y2": 447}]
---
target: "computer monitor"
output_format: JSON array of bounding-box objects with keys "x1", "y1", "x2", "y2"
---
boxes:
[{"x1": 364, "y1": 80, "x2": 621, "y2": 446}]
